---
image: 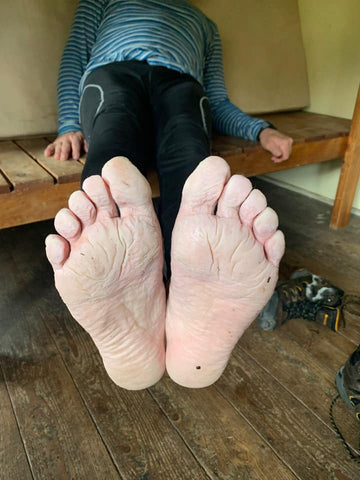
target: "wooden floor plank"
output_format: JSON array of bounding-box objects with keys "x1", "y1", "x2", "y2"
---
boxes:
[
  {"x1": 238, "y1": 323, "x2": 360, "y2": 454},
  {"x1": 0, "y1": 367, "x2": 33, "y2": 480},
  {"x1": 16, "y1": 138, "x2": 83, "y2": 184},
  {"x1": 149, "y1": 378, "x2": 296, "y2": 480},
  {"x1": 275, "y1": 319, "x2": 356, "y2": 373},
  {"x1": 1, "y1": 172, "x2": 360, "y2": 478},
  {"x1": 215, "y1": 346, "x2": 360, "y2": 479},
  {"x1": 0, "y1": 232, "x2": 121, "y2": 480},
  {"x1": 0, "y1": 142, "x2": 53, "y2": 191},
  {"x1": 42, "y1": 309, "x2": 209, "y2": 480},
  {"x1": 9, "y1": 222, "x2": 210, "y2": 480}
]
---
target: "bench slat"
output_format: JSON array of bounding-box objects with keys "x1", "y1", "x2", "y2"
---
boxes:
[
  {"x1": 262, "y1": 111, "x2": 351, "y2": 142},
  {"x1": 16, "y1": 138, "x2": 83, "y2": 184},
  {"x1": 0, "y1": 142, "x2": 53, "y2": 191},
  {"x1": 0, "y1": 171, "x2": 10, "y2": 193},
  {"x1": 212, "y1": 112, "x2": 351, "y2": 157}
]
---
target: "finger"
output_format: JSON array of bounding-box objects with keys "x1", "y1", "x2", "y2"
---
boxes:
[
  {"x1": 279, "y1": 143, "x2": 292, "y2": 161},
  {"x1": 71, "y1": 137, "x2": 81, "y2": 160},
  {"x1": 84, "y1": 139, "x2": 88, "y2": 153},
  {"x1": 267, "y1": 139, "x2": 282, "y2": 157},
  {"x1": 60, "y1": 141, "x2": 71, "y2": 161},
  {"x1": 272, "y1": 156, "x2": 286, "y2": 163},
  {"x1": 44, "y1": 143, "x2": 55, "y2": 157},
  {"x1": 54, "y1": 142, "x2": 62, "y2": 161}
]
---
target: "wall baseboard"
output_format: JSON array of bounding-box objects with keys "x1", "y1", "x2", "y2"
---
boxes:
[{"x1": 258, "y1": 175, "x2": 360, "y2": 217}]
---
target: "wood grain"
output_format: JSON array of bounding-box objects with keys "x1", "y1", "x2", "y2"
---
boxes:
[
  {"x1": 0, "y1": 367, "x2": 33, "y2": 480},
  {"x1": 0, "y1": 141, "x2": 53, "y2": 190},
  {"x1": 215, "y1": 345, "x2": 360, "y2": 479},
  {"x1": 149, "y1": 377, "x2": 296, "y2": 480},
  {"x1": 16, "y1": 138, "x2": 83, "y2": 184},
  {"x1": 0, "y1": 182, "x2": 80, "y2": 229},
  {"x1": 261, "y1": 111, "x2": 351, "y2": 142},
  {"x1": 0, "y1": 231, "x2": 121, "y2": 480},
  {"x1": 223, "y1": 137, "x2": 348, "y2": 178},
  {"x1": 1, "y1": 173, "x2": 360, "y2": 478},
  {"x1": 0, "y1": 105, "x2": 356, "y2": 230},
  {"x1": 8, "y1": 222, "x2": 210, "y2": 480},
  {"x1": 238, "y1": 323, "x2": 359, "y2": 453}
]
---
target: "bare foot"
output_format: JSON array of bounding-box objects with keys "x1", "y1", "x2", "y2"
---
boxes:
[
  {"x1": 165, "y1": 156, "x2": 285, "y2": 388},
  {"x1": 45, "y1": 157, "x2": 166, "y2": 390}
]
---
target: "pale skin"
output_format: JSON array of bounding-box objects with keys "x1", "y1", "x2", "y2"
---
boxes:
[
  {"x1": 46, "y1": 155, "x2": 285, "y2": 389},
  {"x1": 44, "y1": 101, "x2": 290, "y2": 390},
  {"x1": 44, "y1": 128, "x2": 293, "y2": 163}
]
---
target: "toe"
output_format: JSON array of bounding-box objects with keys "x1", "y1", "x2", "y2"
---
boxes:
[
  {"x1": 68, "y1": 190, "x2": 96, "y2": 228},
  {"x1": 239, "y1": 189, "x2": 267, "y2": 226},
  {"x1": 54, "y1": 208, "x2": 82, "y2": 243},
  {"x1": 82, "y1": 175, "x2": 118, "y2": 218},
  {"x1": 216, "y1": 175, "x2": 252, "y2": 218},
  {"x1": 264, "y1": 230, "x2": 285, "y2": 266},
  {"x1": 101, "y1": 156, "x2": 153, "y2": 218},
  {"x1": 45, "y1": 234, "x2": 70, "y2": 270},
  {"x1": 179, "y1": 156, "x2": 231, "y2": 215},
  {"x1": 253, "y1": 207, "x2": 279, "y2": 244}
]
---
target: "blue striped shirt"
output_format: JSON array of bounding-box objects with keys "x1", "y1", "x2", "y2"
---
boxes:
[{"x1": 58, "y1": 0, "x2": 271, "y2": 140}]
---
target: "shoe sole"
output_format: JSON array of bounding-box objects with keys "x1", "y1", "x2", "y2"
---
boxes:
[{"x1": 335, "y1": 366, "x2": 355, "y2": 412}]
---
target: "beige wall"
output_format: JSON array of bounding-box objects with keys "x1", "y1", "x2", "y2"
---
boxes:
[
  {"x1": 0, "y1": 0, "x2": 308, "y2": 138},
  {"x1": 265, "y1": 0, "x2": 360, "y2": 212}
]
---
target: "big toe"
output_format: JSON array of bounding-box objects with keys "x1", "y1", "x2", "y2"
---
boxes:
[
  {"x1": 179, "y1": 156, "x2": 231, "y2": 216},
  {"x1": 101, "y1": 156, "x2": 153, "y2": 218}
]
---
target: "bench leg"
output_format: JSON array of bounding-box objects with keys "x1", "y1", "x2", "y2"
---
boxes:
[{"x1": 330, "y1": 84, "x2": 360, "y2": 229}]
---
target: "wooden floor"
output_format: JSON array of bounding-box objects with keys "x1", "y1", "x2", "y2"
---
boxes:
[{"x1": 1, "y1": 180, "x2": 360, "y2": 479}]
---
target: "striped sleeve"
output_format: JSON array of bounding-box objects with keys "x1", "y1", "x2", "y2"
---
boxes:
[
  {"x1": 203, "y1": 24, "x2": 273, "y2": 142},
  {"x1": 58, "y1": 0, "x2": 109, "y2": 135}
]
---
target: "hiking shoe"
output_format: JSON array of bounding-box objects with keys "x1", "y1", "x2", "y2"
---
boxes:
[
  {"x1": 258, "y1": 269, "x2": 344, "y2": 331},
  {"x1": 336, "y1": 345, "x2": 360, "y2": 422}
]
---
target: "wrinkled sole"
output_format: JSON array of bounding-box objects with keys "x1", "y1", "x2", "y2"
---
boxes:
[{"x1": 336, "y1": 366, "x2": 355, "y2": 412}]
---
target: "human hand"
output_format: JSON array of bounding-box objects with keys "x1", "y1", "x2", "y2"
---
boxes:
[
  {"x1": 259, "y1": 128, "x2": 293, "y2": 163},
  {"x1": 44, "y1": 131, "x2": 88, "y2": 161}
]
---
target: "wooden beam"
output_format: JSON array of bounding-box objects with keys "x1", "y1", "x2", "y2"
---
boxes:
[
  {"x1": 222, "y1": 136, "x2": 348, "y2": 177},
  {"x1": 0, "y1": 182, "x2": 80, "y2": 229},
  {"x1": 0, "y1": 174, "x2": 160, "y2": 229},
  {"x1": 330, "y1": 84, "x2": 360, "y2": 229}
]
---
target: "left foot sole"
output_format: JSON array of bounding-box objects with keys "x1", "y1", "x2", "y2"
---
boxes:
[
  {"x1": 166, "y1": 156, "x2": 285, "y2": 388},
  {"x1": 46, "y1": 157, "x2": 166, "y2": 390}
]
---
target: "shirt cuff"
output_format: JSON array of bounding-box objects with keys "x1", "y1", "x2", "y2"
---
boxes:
[
  {"x1": 58, "y1": 122, "x2": 82, "y2": 136},
  {"x1": 255, "y1": 121, "x2": 277, "y2": 142}
]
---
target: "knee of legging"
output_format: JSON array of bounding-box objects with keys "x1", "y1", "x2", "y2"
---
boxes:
[{"x1": 158, "y1": 116, "x2": 210, "y2": 156}]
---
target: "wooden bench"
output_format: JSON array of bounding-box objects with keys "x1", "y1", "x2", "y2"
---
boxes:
[{"x1": 1, "y1": 89, "x2": 359, "y2": 231}]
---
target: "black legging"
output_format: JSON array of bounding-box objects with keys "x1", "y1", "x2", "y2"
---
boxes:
[{"x1": 79, "y1": 61, "x2": 212, "y2": 277}]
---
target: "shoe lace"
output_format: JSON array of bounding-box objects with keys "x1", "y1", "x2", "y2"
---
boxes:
[
  {"x1": 330, "y1": 395, "x2": 360, "y2": 463},
  {"x1": 281, "y1": 283, "x2": 320, "y2": 320}
]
